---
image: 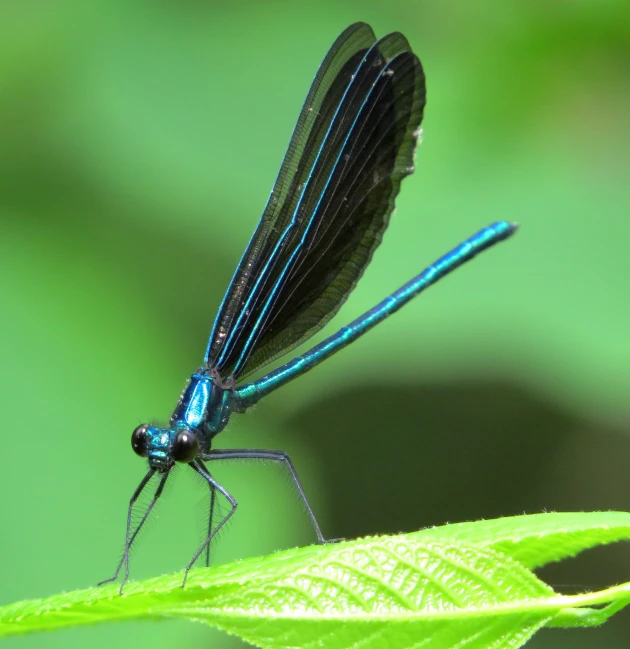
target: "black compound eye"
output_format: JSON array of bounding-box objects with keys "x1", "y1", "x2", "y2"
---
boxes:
[
  {"x1": 172, "y1": 429, "x2": 199, "y2": 463},
  {"x1": 131, "y1": 424, "x2": 149, "y2": 457}
]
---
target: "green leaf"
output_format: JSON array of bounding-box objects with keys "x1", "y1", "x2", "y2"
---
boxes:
[
  {"x1": 1, "y1": 512, "x2": 629, "y2": 649},
  {"x1": 412, "y1": 510, "x2": 630, "y2": 569}
]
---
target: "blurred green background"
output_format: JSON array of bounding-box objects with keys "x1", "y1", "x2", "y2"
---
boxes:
[{"x1": 1, "y1": 0, "x2": 629, "y2": 647}]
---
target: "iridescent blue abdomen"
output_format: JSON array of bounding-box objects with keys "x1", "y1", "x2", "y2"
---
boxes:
[{"x1": 170, "y1": 372, "x2": 232, "y2": 441}]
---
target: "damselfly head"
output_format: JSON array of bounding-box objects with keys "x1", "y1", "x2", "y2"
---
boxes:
[{"x1": 131, "y1": 423, "x2": 199, "y2": 471}]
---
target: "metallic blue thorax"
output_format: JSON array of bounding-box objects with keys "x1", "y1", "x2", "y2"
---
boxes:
[{"x1": 171, "y1": 373, "x2": 233, "y2": 440}]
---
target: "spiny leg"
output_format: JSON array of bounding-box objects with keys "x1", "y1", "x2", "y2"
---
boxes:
[
  {"x1": 121, "y1": 470, "x2": 169, "y2": 592},
  {"x1": 199, "y1": 459, "x2": 218, "y2": 567},
  {"x1": 100, "y1": 469, "x2": 170, "y2": 593},
  {"x1": 204, "y1": 449, "x2": 332, "y2": 544},
  {"x1": 185, "y1": 461, "x2": 237, "y2": 587},
  {"x1": 99, "y1": 468, "x2": 155, "y2": 587}
]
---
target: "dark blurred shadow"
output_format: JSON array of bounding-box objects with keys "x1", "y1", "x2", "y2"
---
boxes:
[
  {"x1": 287, "y1": 379, "x2": 630, "y2": 535},
  {"x1": 284, "y1": 378, "x2": 630, "y2": 646}
]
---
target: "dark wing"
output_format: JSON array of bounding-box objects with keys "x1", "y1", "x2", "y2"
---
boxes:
[
  {"x1": 236, "y1": 41, "x2": 426, "y2": 379},
  {"x1": 205, "y1": 23, "x2": 377, "y2": 364},
  {"x1": 209, "y1": 25, "x2": 426, "y2": 381}
]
